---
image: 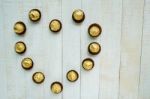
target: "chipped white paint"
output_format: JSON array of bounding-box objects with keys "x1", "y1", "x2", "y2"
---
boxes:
[{"x1": 0, "y1": 0, "x2": 149, "y2": 99}]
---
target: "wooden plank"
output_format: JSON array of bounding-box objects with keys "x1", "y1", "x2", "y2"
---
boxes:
[
  {"x1": 0, "y1": 0, "x2": 7, "y2": 99},
  {"x1": 21, "y1": 0, "x2": 62, "y2": 98},
  {"x1": 119, "y1": 0, "x2": 144, "y2": 99},
  {"x1": 80, "y1": 0, "x2": 101, "y2": 99},
  {"x1": 16, "y1": 0, "x2": 45, "y2": 99},
  {"x1": 62, "y1": 0, "x2": 81, "y2": 99},
  {"x1": 41, "y1": 0, "x2": 63, "y2": 98},
  {"x1": 98, "y1": 0, "x2": 122, "y2": 99},
  {"x1": 20, "y1": 0, "x2": 45, "y2": 99},
  {"x1": 138, "y1": 0, "x2": 150, "y2": 98},
  {"x1": 81, "y1": 0, "x2": 122, "y2": 98},
  {"x1": 0, "y1": 0, "x2": 28, "y2": 99}
]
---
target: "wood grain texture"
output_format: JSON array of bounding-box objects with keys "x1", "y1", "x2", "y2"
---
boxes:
[
  {"x1": 41, "y1": 0, "x2": 63, "y2": 99},
  {"x1": 138, "y1": 0, "x2": 150, "y2": 99},
  {"x1": 80, "y1": 0, "x2": 122, "y2": 99},
  {"x1": 62, "y1": 0, "x2": 81, "y2": 99},
  {"x1": 98, "y1": 0, "x2": 122, "y2": 99},
  {"x1": 20, "y1": 1, "x2": 45, "y2": 99},
  {"x1": 0, "y1": 0, "x2": 27, "y2": 99},
  {"x1": 80, "y1": 0, "x2": 101, "y2": 99},
  {"x1": 119, "y1": 0, "x2": 145, "y2": 99},
  {"x1": 0, "y1": 0, "x2": 150, "y2": 99},
  {"x1": 0, "y1": 0, "x2": 7, "y2": 99}
]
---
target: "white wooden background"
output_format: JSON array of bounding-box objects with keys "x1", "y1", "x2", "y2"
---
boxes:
[{"x1": 0, "y1": 0, "x2": 149, "y2": 99}]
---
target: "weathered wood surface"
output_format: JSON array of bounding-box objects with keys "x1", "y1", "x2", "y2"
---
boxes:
[{"x1": 0, "y1": 0, "x2": 149, "y2": 99}]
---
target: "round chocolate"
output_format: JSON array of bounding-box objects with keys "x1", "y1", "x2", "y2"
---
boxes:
[
  {"x1": 66, "y1": 70, "x2": 79, "y2": 82},
  {"x1": 51, "y1": 82, "x2": 63, "y2": 94},
  {"x1": 14, "y1": 21, "x2": 26, "y2": 35},
  {"x1": 88, "y1": 23, "x2": 102, "y2": 37},
  {"x1": 32, "y1": 72, "x2": 45, "y2": 84},
  {"x1": 29, "y1": 9, "x2": 41, "y2": 22},
  {"x1": 82, "y1": 58, "x2": 94, "y2": 71},
  {"x1": 21, "y1": 58, "x2": 33, "y2": 70},
  {"x1": 88, "y1": 42, "x2": 101, "y2": 55},
  {"x1": 15, "y1": 41, "x2": 26, "y2": 54},
  {"x1": 49, "y1": 19, "x2": 62, "y2": 32},
  {"x1": 72, "y1": 9, "x2": 85, "y2": 23}
]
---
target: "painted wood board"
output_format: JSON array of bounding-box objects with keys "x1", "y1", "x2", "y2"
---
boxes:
[
  {"x1": 119, "y1": 0, "x2": 144, "y2": 99},
  {"x1": 62, "y1": 0, "x2": 81, "y2": 99},
  {"x1": 139, "y1": 0, "x2": 150, "y2": 99},
  {"x1": 0, "y1": 0, "x2": 150, "y2": 99}
]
